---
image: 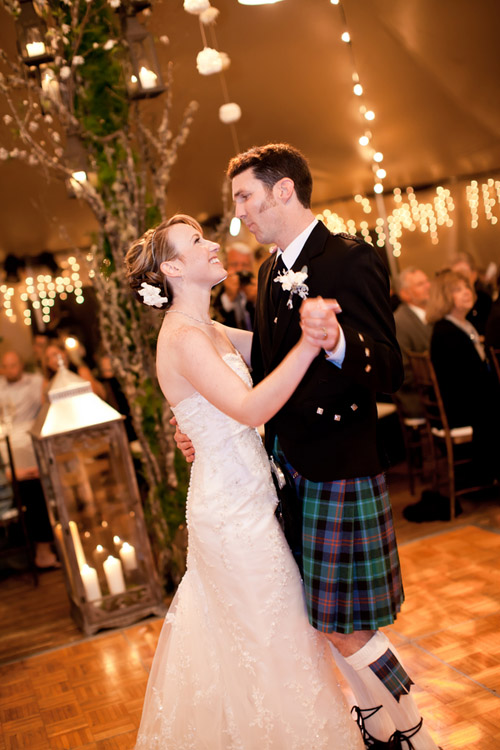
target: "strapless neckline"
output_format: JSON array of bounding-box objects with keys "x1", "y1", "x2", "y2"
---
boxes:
[{"x1": 171, "y1": 351, "x2": 245, "y2": 411}]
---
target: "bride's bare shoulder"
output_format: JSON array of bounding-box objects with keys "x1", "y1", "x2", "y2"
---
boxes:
[{"x1": 157, "y1": 321, "x2": 215, "y2": 362}]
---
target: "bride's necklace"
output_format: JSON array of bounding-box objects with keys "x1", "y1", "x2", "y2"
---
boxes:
[{"x1": 166, "y1": 309, "x2": 215, "y2": 326}]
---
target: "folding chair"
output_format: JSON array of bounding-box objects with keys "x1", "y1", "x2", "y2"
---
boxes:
[{"x1": 407, "y1": 350, "x2": 493, "y2": 521}]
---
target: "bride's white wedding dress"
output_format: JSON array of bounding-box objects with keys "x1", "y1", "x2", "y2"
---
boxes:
[{"x1": 135, "y1": 352, "x2": 363, "y2": 749}]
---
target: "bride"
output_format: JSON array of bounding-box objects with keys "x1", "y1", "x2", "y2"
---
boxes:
[{"x1": 126, "y1": 214, "x2": 363, "y2": 749}]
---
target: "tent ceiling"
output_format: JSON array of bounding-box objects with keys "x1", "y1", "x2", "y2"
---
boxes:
[{"x1": 0, "y1": 0, "x2": 499, "y2": 258}]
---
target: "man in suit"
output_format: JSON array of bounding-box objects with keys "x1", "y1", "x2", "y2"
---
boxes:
[
  {"x1": 211, "y1": 242, "x2": 255, "y2": 330},
  {"x1": 227, "y1": 144, "x2": 440, "y2": 750},
  {"x1": 394, "y1": 267, "x2": 432, "y2": 417}
]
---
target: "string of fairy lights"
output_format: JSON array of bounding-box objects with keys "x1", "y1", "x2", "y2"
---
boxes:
[
  {"x1": 1, "y1": 255, "x2": 85, "y2": 327},
  {"x1": 318, "y1": 1, "x2": 500, "y2": 259},
  {"x1": 2, "y1": 1, "x2": 500, "y2": 329}
]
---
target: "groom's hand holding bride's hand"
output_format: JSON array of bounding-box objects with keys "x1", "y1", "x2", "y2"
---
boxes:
[
  {"x1": 169, "y1": 416, "x2": 195, "y2": 463},
  {"x1": 300, "y1": 297, "x2": 342, "y2": 352}
]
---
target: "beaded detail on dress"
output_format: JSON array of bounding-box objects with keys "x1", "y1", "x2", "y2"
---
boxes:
[{"x1": 135, "y1": 352, "x2": 363, "y2": 750}]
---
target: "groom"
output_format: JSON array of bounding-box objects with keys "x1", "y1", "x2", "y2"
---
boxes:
[
  {"x1": 177, "y1": 143, "x2": 440, "y2": 750},
  {"x1": 227, "y1": 144, "x2": 440, "y2": 750}
]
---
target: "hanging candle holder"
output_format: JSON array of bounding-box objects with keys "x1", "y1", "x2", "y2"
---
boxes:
[
  {"x1": 122, "y1": 15, "x2": 165, "y2": 100},
  {"x1": 16, "y1": 0, "x2": 54, "y2": 66}
]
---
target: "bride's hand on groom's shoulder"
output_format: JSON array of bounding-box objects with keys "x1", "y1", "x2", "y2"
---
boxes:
[
  {"x1": 169, "y1": 416, "x2": 195, "y2": 463},
  {"x1": 299, "y1": 297, "x2": 342, "y2": 353}
]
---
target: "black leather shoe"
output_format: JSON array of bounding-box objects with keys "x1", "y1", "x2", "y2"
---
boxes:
[{"x1": 351, "y1": 706, "x2": 399, "y2": 749}]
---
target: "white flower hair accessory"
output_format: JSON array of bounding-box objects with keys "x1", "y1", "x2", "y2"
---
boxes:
[
  {"x1": 138, "y1": 282, "x2": 169, "y2": 308},
  {"x1": 274, "y1": 266, "x2": 309, "y2": 309}
]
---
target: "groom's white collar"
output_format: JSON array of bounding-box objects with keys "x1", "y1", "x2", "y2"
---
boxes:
[{"x1": 278, "y1": 219, "x2": 318, "y2": 270}]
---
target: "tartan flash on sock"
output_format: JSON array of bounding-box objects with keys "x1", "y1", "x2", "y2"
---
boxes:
[{"x1": 368, "y1": 649, "x2": 414, "y2": 702}]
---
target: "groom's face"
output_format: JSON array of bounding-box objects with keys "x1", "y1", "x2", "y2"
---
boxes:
[{"x1": 232, "y1": 168, "x2": 280, "y2": 245}]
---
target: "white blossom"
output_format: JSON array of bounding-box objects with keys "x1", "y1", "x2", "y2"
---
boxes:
[
  {"x1": 51, "y1": 131, "x2": 61, "y2": 143},
  {"x1": 196, "y1": 47, "x2": 223, "y2": 76},
  {"x1": 159, "y1": 35, "x2": 170, "y2": 45},
  {"x1": 44, "y1": 114, "x2": 53, "y2": 124},
  {"x1": 108, "y1": 0, "x2": 121, "y2": 7},
  {"x1": 72, "y1": 55, "x2": 85, "y2": 66},
  {"x1": 0, "y1": 148, "x2": 8, "y2": 160},
  {"x1": 60, "y1": 66, "x2": 71, "y2": 80},
  {"x1": 28, "y1": 154, "x2": 39, "y2": 165},
  {"x1": 3, "y1": 114, "x2": 13, "y2": 125},
  {"x1": 10, "y1": 148, "x2": 20, "y2": 158},
  {"x1": 200, "y1": 6, "x2": 219, "y2": 24},
  {"x1": 184, "y1": 0, "x2": 210, "y2": 14},
  {"x1": 103, "y1": 39, "x2": 116, "y2": 50},
  {"x1": 219, "y1": 102, "x2": 241, "y2": 124},
  {"x1": 62, "y1": 23, "x2": 71, "y2": 34},
  {"x1": 28, "y1": 120, "x2": 39, "y2": 132}
]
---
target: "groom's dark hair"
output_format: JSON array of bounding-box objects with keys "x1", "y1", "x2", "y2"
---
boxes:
[{"x1": 227, "y1": 143, "x2": 313, "y2": 209}]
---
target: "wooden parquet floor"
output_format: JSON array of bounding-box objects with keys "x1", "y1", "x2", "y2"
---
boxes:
[{"x1": 1, "y1": 465, "x2": 499, "y2": 748}]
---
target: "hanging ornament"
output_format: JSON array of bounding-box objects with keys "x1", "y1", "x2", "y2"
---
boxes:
[
  {"x1": 200, "y1": 6, "x2": 219, "y2": 24},
  {"x1": 219, "y1": 103, "x2": 241, "y2": 124},
  {"x1": 196, "y1": 47, "x2": 223, "y2": 75},
  {"x1": 184, "y1": 0, "x2": 211, "y2": 15}
]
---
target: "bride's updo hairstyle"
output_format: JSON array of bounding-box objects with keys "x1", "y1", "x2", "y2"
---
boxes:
[{"x1": 125, "y1": 214, "x2": 203, "y2": 310}]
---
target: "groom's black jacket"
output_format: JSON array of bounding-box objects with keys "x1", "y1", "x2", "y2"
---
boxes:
[{"x1": 251, "y1": 221, "x2": 403, "y2": 482}]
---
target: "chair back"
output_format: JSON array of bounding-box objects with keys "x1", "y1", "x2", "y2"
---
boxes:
[{"x1": 406, "y1": 350, "x2": 451, "y2": 436}]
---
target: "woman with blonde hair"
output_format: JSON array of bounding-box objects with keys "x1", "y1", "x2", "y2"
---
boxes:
[
  {"x1": 427, "y1": 269, "x2": 499, "y2": 484},
  {"x1": 125, "y1": 214, "x2": 363, "y2": 749}
]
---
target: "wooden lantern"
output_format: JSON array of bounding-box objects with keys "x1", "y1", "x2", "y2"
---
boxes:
[{"x1": 31, "y1": 363, "x2": 165, "y2": 635}]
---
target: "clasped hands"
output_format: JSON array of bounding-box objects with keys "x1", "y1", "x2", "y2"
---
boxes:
[
  {"x1": 170, "y1": 296, "x2": 341, "y2": 463},
  {"x1": 299, "y1": 296, "x2": 342, "y2": 353}
]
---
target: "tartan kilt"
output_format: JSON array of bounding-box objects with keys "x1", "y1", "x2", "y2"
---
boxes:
[{"x1": 275, "y1": 443, "x2": 404, "y2": 634}]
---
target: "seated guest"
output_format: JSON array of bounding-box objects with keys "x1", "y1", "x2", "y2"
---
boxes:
[
  {"x1": 451, "y1": 253, "x2": 492, "y2": 335},
  {"x1": 0, "y1": 350, "x2": 59, "y2": 568},
  {"x1": 394, "y1": 267, "x2": 432, "y2": 417},
  {"x1": 42, "y1": 341, "x2": 106, "y2": 400},
  {"x1": 32, "y1": 333, "x2": 49, "y2": 374},
  {"x1": 427, "y1": 271, "x2": 500, "y2": 484},
  {"x1": 211, "y1": 242, "x2": 255, "y2": 330},
  {"x1": 97, "y1": 353, "x2": 137, "y2": 442},
  {"x1": 485, "y1": 271, "x2": 500, "y2": 352}
]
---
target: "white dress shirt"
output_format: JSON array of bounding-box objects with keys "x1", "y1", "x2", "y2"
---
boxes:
[{"x1": 279, "y1": 219, "x2": 346, "y2": 367}]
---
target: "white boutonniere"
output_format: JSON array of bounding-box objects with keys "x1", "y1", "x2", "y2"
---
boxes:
[
  {"x1": 274, "y1": 265, "x2": 309, "y2": 309},
  {"x1": 138, "y1": 282, "x2": 169, "y2": 308}
]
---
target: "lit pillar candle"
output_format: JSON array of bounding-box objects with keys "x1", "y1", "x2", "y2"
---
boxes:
[
  {"x1": 26, "y1": 41, "x2": 46, "y2": 57},
  {"x1": 69, "y1": 520, "x2": 86, "y2": 569},
  {"x1": 103, "y1": 555, "x2": 126, "y2": 595},
  {"x1": 80, "y1": 565, "x2": 102, "y2": 602},
  {"x1": 92, "y1": 544, "x2": 109, "y2": 576},
  {"x1": 119, "y1": 542, "x2": 138, "y2": 572},
  {"x1": 138, "y1": 66, "x2": 157, "y2": 90}
]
